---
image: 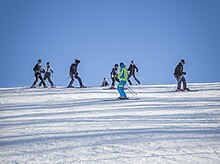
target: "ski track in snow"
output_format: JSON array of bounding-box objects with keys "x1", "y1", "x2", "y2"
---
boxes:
[{"x1": 0, "y1": 83, "x2": 220, "y2": 163}]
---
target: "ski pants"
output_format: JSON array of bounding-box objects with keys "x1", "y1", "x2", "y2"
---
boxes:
[
  {"x1": 111, "y1": 77, "x2": 119, "y2": 87},
  {"x1": 117, "y1": 80, "x2": 127, "y2": 98},
  {"x1": 68, "y1": 73, "x2": 83, "y2": 87},
  {"x1": 128, "y1": 73, "x2": 140, "y2": 85},
  {"x1": 175, "y1": 75, "x2": 187, "y2": 89},
  {"x1": 33, "y1": 73, "x2": 46, "y2": 87},
  {"x1": 39, "y1": 72, "x2": 54, "y2": 87}
]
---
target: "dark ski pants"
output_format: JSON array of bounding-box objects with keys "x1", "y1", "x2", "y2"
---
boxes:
[
  {"x1": 39, "y1": 72, "x2": 54, "y2": 87},
  {"x1": 111, "y1": 77, "x2": 119, "y2": 87},
  {"x1": 68, "y1": 74, "x2": 83, "y2": 87},
  {"x1": 128, "y1": 73, "x2": 140, "y2": 85},
  {"x1": 32, "y1": 73, "x2": 46, "y2": 87},
  {"x1": 175, "y1": 75, "x2": 187, "y2": 89}
]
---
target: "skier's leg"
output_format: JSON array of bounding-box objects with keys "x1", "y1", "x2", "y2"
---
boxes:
[
  {"x1": 128, "y1": 74, "x2": 132, "y2": 85},
  {"x1": 117, "y1": 81, "x2": 127, "y2": 98},
  {"x1": 47, "y1": 73, "x2": 54, "y2": 86},
  {"x1": 39, "y1": 75, "x2": 46, "y2": 87},
  {"x1": 75, "y1": 75, "x2": 83, "y2": 86},
  {"x1": 68, "y1": 74, "x2": 74, "y2": 87},
  {"x1": 182, "y1": 76, "x2": 188, "y2": 90},
  {"x1": 39, "y1": 74, "x2": 46, "y2": 86},
  {"x1": 32, "y1": 74, "x2": 39, "y2": 86},
  {"x1": 133, "y1": 74, "x2": 141, "y2": 84},
  {"x1": 111, "y1": 77, "x2": 115, "y2": 87}
]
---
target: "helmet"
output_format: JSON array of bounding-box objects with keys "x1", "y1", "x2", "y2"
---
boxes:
[
  {"x1": 46, "y1": 62, "x2": 50, "y2": 65},
  {"x1": 75, "y1": 59, "x2": 81, "y2": 63},
  {"x1": 120, "y1": 62, "x2": 124, "y2": 67},
  {"x1": 114, "y1": 64, "x2": 118, "y2": 67},
  {"x1": 181, "y1": 59, "x2": 185, "y2": 64}
]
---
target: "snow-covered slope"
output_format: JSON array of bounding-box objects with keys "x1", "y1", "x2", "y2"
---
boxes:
[{"x1": 0, "y1": 83, "x2": 220, "y2": 163}]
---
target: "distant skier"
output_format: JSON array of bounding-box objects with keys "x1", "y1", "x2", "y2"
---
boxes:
[
  {"x1": 174, "y1": 59, "x2": 189, "y2": 91},
  {"x1": 31, "y1": 59, "x2": 47, "y2": 88},
  {"x1": 127, "y1": 60, "x2": 141, "y2": 85},
  {"x1": 39, "y1": 62, "x2": 55, "y2": 88},
  {"x1": 110, "y1": 64, "x2": 119, "y2": 89},
  {"x1": 102, "y1": 78, "x2": 109, "y2": 87},
  {"x1": 117, "y1": 62, "x2": 129, "y2": 99},
  {"x1": 67, "y1": 59, "x2": 85, "y2": 88}
]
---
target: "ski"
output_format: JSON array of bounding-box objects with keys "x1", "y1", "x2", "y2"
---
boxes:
[
  {"x1": 175, "y1": 89, "x2": 199, "y2": 92},
  {"x1": 101, "y1": 98, "x2": 140, "y2": 101}
]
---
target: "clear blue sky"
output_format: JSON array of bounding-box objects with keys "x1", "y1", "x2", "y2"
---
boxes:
[{"x1": 0, "y1": 0, "x2": 220, "y2": 87}]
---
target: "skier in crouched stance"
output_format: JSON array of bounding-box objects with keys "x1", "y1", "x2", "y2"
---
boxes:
[
  {"x1": 117, "y1": 62, "x2": 129, "y2": 100},
  {"x1": 174, "y1": 59, "x2": 189, "y2": 91}
]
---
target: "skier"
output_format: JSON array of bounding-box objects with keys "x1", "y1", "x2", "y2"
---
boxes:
[
  {"x1": 39, "y1": 62, "x2": 55, "y2": 88},
  {"x1": 174, "y1": 59, "x2": 189, "y2": 91},
  {"x1": 31, "y1": 59, "x2": 47, "y2": 88},
  {"x1": 117, "y1": 62, "x2": 129, "y2": 99},
  {"x1": 127, "y1": 60, "x2": 141, "y2": 85},
  {"x1": 110, "y1": 64, "x2": 119, "y2": 89},
  {"x1": 67, "y1": 59, "x2": 85, "y2": 88},
  {"x1": 102, "y1": 78, "x2": 109, "y2": 87}
]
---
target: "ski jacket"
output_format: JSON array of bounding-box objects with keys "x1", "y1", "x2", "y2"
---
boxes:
[
  {"x1": 118, "y1": 64, "x2": 128, "y2": 81},
  {"x1": 110, "y1": 67, "x2": 118, "y2": 78},
  {"x1": 174, "y1": 62, "x2": 184, "y2": 76},
  {"x1": 127, "y1": 64, "x2": 138, "y2": 75},
  {"x1": 45, "y1": 66, "x2": 53, "y2": 74},
  {"x1": 33, "y1": 64, "x2": 43, "y2": 74},
  {"x1": 69, "y1": 63, "x2": 78, "y2": 74}
]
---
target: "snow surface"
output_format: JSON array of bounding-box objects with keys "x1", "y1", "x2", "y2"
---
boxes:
[{"x1": 0, "y1": 83, "x2": 220, "y2": 163}]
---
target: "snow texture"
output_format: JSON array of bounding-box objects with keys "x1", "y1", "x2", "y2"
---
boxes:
[{"x1": 0, "y1": 83, "x2": 220, "y2": 163}]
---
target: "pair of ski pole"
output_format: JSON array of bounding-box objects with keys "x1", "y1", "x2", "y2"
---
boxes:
[{"x1": 126, "y1": 84, "x2": 137, "y2": 96}]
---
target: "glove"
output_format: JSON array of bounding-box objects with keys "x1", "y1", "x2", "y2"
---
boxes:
[
  {"x1": 51, "y1": 70, "x2": 54, "y2": 74},
  {"x1": 41, "y1": 69, "x2": 45, "y2": 73},
  {"x1": 183, "y1": 72, "x2": 186, "y2": 75}
]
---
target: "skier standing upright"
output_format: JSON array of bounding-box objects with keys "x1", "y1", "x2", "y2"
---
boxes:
[
  {"x1": 117, "y1": 62, "x2": 129, "y2": 99},
  {"x1": 31, "y1": 59, "x2": 47, "y2": 88},
  {"x1": 39, "y1": 62, "x2": 55, "y2": 87},
  {"x1": 174, "y1": 59, "x2": 189, "y2": 91},
  {"x1": 127, "y1": 60, "x2": 141, "y2": 85},
  {"x1": 67, "y1": 59, "x2": 85, "y2": 88},
  {"x1": 110, "y1": 64, "x2": 119, "y2": 89}
]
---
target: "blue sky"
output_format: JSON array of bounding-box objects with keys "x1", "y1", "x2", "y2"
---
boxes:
[{"x1": 0, "y1": 0, "x2": 220, "y2": 87}]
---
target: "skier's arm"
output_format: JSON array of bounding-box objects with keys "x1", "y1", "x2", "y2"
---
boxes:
[{"x1": 135, "y1": 65, "x2": 139, "y2": 72}]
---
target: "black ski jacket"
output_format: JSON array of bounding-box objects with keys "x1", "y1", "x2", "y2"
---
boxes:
[
  {"x1": 174, "y1": 62, "x2": 184, "y2": 76},
  {"x1": 127, "y1": 64, "x2": 138, "y2": 75},
  {"x1": 69, "y1": 63, "x2": 78, "y2": 74},
  {"x1": 110, "y1": 67, "x2": 118, "y2": 77},
  {"x1": 33, "y1": 64, "x2": 42, "y2": 74}
]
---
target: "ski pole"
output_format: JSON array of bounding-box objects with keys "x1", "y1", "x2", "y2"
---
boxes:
[
  {"x1": 59, "y1": 76, "x2": 70, "y2": 86},
  {"x1": 137, "y1": 72, "x2": 146, "y2": 83},
  {"x1": 126, "y1": 84, "x2": 137, "y2": 95}
]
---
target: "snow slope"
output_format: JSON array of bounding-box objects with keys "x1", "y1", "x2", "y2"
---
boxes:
[{"x1": 0, "y1": 83, "x2": 220, "y2": 163}]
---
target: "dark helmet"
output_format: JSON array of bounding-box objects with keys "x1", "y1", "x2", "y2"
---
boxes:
[
  {"x1": 114, "y1": 64, "x2": 118, "y2": 67},
  {"x1": 38, "y1": 59, "x2": 42, "y2": 63},
  {"x1": 75, "y1": 59, "x2": 81, "y2": 63},
  {"x1": 181, "y1": 59, "x2": 185, "y2": 64},
  {"x1": 120, "y1": 62, "x2": 124, "y2": 67},
  {"x1": 46, "y1": 62, "x2": 50, "y2": 65}
]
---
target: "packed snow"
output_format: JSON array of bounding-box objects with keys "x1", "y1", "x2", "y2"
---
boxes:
[{"x1": 0, "y1": 83, "x2": 220, "y2": 163}]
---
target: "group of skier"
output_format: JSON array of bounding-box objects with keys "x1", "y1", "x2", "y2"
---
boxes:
[
  {"x1": 31, "y1": 59, "x2": 54, "y2": 88},
  {"x1": 31, "y1": 58, "x2": 189, "y2": 99}
]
